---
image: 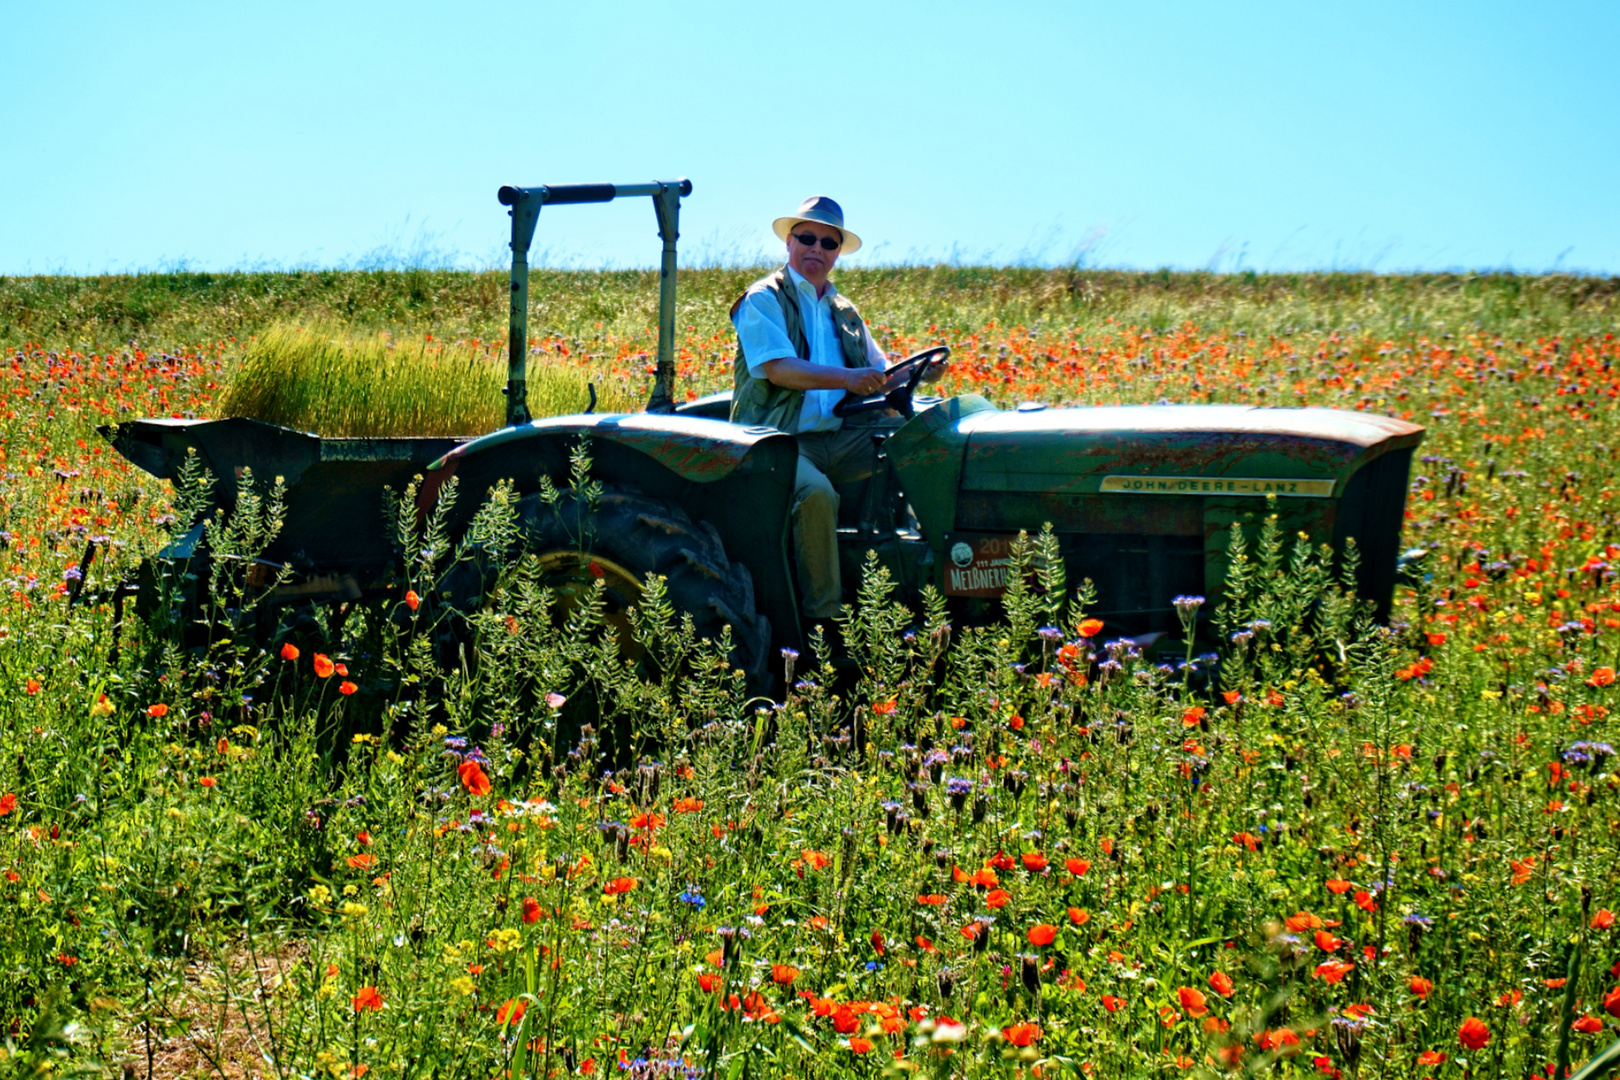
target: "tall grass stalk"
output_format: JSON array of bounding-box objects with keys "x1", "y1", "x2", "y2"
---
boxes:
[{"x1": 217, "y1": 322, "x2": 640, "y2": 436}]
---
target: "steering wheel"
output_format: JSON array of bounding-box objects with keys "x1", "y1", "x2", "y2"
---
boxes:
[{"x1": 832, "y1": 345, "x2": 951, "y2": 419}]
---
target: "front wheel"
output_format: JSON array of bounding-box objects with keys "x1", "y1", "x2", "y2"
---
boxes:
[{"x1": 515, "y1": 488, "x2": 772, "y2": 691}]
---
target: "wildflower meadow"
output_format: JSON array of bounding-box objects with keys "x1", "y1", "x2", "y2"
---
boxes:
[{"x1": 3, "y1": 268, "x2": 1620, "y2": 1079}]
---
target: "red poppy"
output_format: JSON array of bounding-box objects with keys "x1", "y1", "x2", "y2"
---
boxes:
[
  {"x1": 1182, "y1": 706, "x2": 1205, "y2": 727},
  {"x1": 1458, "y1": 1016, "x2": 1489, "y2": 1050},
  {"x1": 1065, "y1": 857, "x2": 1091, "y2": 876},
  {"x1": 338, "y1": 681, "x2": 357, "y2": 696},
  {"x1": 1101, "y1": 995, "x2": 1125, "y2": 1012},
  {"x1": 146, "y1": 703, "x2": 168, "y2": 718},
  {"x1": 771, "y1": 964, "x2": 799, "y2": 985},
  {"x1": 0, "y1": 793, "x2": 16, "y2": 815},
  {"x1": 1314, "y1": 930, "x2": 1342, "y2": 952},
  {"x1": 1314, "y1": 961, "x2": 1353, "y2": 984},
  {"x1": 1027, "y1": 923, "x2": 1056, "y2": 946},
  {"x1": 1588, "y1": 667, "x2": 1616, "y2": 687},
  {"x1": 1077, "y1": 618, "x2": 1104, "y2": 638},
  {"x1": 1209, "y1": 970, "x2": 1234, "y2": 998},
  {"x1": 280, "y1": 642, "x2": 299, "y2": 660},
  {"x1": 347, "y1": 853, "x2": 375, "y2": 870},
  {"x1": 197, "y1": 776, "x2": 216, "y2": 788},
  {"x1": 673, "y1": 797, "x2": 703, "y2": 813},
  {"x1": 917, "y1": 894, "x2": 947, "y2": 906},
  {"x1": 603, "y1": 876, "x2": 638, "y2": 895},
  {"x1": 313, "y1": 654, "x2": 336, "y2": 678},
  {"x1": 352, "y1": 986, "x2": 384, "y2": 1012},
  {"x1": 1002, "y1": 1022, "x2": 1042, "y2": 1047},
  {"x1": 1417, "y1": 1050, "x2": 1446, "y2": 1066},
  {"x1": 848, "y1": 1037, "x2": 873, "y2": 1054},
  {"x1": 1068, "y1": 907, "x2": 1090, "y2": 925},
  {"x1": 1177, "y1": 986, "x2": 1208, "y2": 1017},
  {"x1": 1021, "y1": 852, "x2": 1048, "y2": 872},
  {"x1": 696, "y1": 973, "x2": 720, "y2": 993},
  {"x1": 1592, "y1": 909, "x2": 1616, "y2": 930},
  {"x1": 404, "y1": 589, "x2": 420, "y2": 612},
  {"x1": 1574, "y1": 1015, "x2": 1603, "y2": 1034},
  {"x1": 1325, "y1": 878, "x2": 1352, "y2": 894},
  {"x1": 458, "y1": 760, "x2": 492, "y2": 796},
  {"x1": 986, "y1": 888, "x2": 1012, "y2": 909},
  {"x1": 1222, "y1": 689, "x2": 1241, "y2": 705},
  {"x1": 522, "y1": 896, "x2": 542, "y2": 924},
  {"x1": 1604, "y1": 985, "x2": 1620, "y2": 1018},
  {"x1": 1409, "y1": 976, "x2": 1433, "y2": 999},
  {"x1": 496, "y1": 998, "x2": 526, "y2": 1025}
]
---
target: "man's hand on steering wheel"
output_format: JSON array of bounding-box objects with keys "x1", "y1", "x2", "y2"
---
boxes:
[
  {"x1": 843, "y1": 367, "x2": 886, "y2": 397},
  {"x1": 833, "y1": 345, "x2": 951, "y2": 419}
]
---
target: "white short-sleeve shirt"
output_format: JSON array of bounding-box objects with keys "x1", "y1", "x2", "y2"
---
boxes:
[{"x1": 732, "y1": 266, "x2": 886, "y2": 434}]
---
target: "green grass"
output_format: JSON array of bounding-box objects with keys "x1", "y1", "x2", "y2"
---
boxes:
[
  {"x1": 4, "y1": 267, "x2": 1617, "y2": 352},
  {"x1": 6, "y1": 268, "x2": 1620, "y2": 1077},
  {"x1": 217, "y1": 322, "x2": 642, "y2": 437}
]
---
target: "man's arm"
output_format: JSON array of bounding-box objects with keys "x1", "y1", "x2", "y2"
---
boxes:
[
  {"x1": 761, "y1": 356, "x2": 886, "y2": 396},
  {"x1": 734, "y1": 290, "x2": 885, "y2": 396}
]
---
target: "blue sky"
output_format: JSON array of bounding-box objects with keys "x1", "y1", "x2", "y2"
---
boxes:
[{"x1": 3, "y1": 0, "x2": 1616, "y2": 274}]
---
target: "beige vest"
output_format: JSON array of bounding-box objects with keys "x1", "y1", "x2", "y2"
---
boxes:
[{"x1": 729, "y1": 267, "x2": 872, "y2": 431}]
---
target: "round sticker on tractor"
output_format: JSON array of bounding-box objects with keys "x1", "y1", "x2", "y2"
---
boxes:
[{"x1": 950, "y1": 542, "x2": 975, "y2": 568}]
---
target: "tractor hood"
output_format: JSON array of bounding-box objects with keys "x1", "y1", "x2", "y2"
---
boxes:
[{"x1": 956, "y1": 404, "x2": 1425, "y2": 498}]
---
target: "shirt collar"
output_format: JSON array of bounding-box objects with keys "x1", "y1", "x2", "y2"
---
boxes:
[{"x1": 785, "y1": 264, "x2": 836, "y2": 301}]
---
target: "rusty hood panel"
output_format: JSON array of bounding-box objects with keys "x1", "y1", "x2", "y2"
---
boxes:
[
  {"x1": 428, "y1": 413, "x2": 791, "y2": 483},
  {"x1": 958, "y1": 405, "x2": 1425, "y2": 496}
]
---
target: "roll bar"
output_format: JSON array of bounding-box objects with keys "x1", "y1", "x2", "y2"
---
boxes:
[{"x1": 498, "y1": 179, "x2": 693, "y2": 425}]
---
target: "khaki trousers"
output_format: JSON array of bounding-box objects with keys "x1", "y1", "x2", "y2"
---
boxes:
[{"x1": 792, "y1": 426, "x2": 878, "y2": 618}]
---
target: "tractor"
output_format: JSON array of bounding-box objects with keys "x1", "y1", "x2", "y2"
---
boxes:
[{"x1": 104, "y1": 180, "x2": 1424, "y2": 689}]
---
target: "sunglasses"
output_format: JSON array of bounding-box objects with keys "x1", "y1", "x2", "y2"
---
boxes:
[{"x1": 792, "y1": 232, "x2": 841, "y2": 251}]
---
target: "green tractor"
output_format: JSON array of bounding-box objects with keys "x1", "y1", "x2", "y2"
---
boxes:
[{"x1": 105, "y1": 180, "x2": 1423, "y2": 689}]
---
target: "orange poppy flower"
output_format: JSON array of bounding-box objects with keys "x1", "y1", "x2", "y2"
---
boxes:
[
  {"x1": 1209, "y1": 970, "x2": 1234, "y2": 998},
  {"x1": 1458, "y1": 1016, "x2": 1489, "y2": 1050},
  {"x1": 458, "y1": 760, "x2": 491, "y2": 796},
  {"x1": 1027, "y1": 923, "x2": 1056, "y2": 946},
  {"x1": 986, "y1": 888, "x2": 1012, "y2": 909},
  {"x1": 1002, "y1": 1022, "x2": 1042, "y2": 1047},
  {"x1": 313, "y1": 653, "x2": 336, "y2": 678},
  {"x1": 280, "y1": 642, "x2": 299, "y2": 660},
  {"x1": 352, "y1": 986, "x2": 383, "y2": 1012},
  {"x1": 1065, "y1": 858, "x2": 1091, "y2": 876}
]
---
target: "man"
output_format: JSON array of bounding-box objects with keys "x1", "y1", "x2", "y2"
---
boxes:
[{"x1": 730, "y1": 195, "x2": 890, "y2": 625}]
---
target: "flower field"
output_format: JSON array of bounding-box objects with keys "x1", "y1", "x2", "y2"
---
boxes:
[{"x1": 3, "y1": 268, "x2": 1620, "y2": 1078}]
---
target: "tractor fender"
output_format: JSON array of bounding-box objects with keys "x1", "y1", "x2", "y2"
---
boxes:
[
  {"x1": 423, "y1": 412, "x2": 804, "y2": 650},
  {"x1": 424, "y1": 412, "x2": 793, "y2": 491}
]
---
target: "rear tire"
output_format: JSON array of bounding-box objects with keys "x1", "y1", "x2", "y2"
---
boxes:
[{"x1": 516, "y1": 488, "x2": 772, "y2": 692}]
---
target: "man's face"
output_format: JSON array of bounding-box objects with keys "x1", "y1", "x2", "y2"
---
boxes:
[{"x1": 785, "y1": 220, "x2": 842, "y2": 287}]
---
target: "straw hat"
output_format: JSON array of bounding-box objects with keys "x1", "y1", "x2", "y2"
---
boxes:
[{"x1": 772, "y1": 195, "x2": 862, "y2": 255}]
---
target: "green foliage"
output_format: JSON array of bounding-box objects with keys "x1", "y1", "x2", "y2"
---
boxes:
[{"x1": 217, "y1": 322, "x2": 639, "y2": 436}]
